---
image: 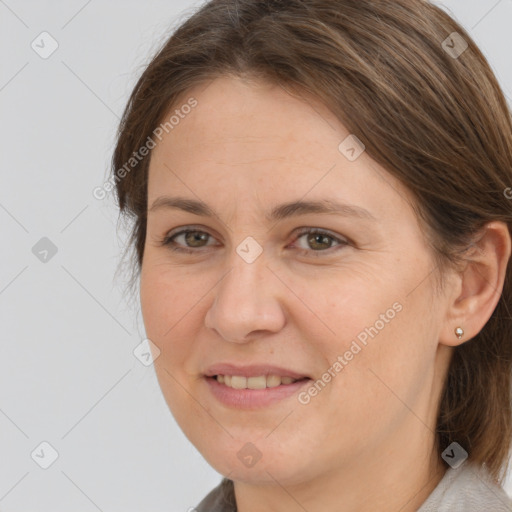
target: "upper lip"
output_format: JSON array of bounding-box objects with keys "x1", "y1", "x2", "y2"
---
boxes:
[{"x1": 204, "y1": 363, "x2": 311, "y2": 380}]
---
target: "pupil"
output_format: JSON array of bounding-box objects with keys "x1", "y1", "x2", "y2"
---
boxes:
[
  {"x1": 187, "y1": 232, "x2": 207, "y2": 246},
  {"x1": 310, "y1": 233, "x2": 330, "y2": 249}
]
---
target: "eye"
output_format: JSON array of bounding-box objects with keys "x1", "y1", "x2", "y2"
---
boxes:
[
  {"x1": 290, "y1": 227, "x2": 348, "y2": 256},
  {"x1": 159, "y1": 226, "x2": 349, "y2": 256},
  {"x1": 160, "y1": 227, "x2": 217, "y2": 253}
]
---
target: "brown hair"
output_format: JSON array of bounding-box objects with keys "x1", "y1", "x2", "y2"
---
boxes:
[{"x1": 112, "y1": 0, "x2": 512, "y2": 483}]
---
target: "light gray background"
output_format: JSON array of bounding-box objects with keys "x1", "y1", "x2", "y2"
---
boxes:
[{"x1": 1, "y1": 1, "x2": 511, "y2": 511}]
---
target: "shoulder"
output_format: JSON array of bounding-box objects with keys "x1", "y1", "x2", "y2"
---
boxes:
[
  {"x1": 418, "y1": 463, "x2": 512, "y2": 512},
  {"x1": 195, "y1": 478, "x2": 236, "y2": 512}
]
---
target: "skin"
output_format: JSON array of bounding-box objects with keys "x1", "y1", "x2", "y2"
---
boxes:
[{"x1": 139, "y1": 76, "x2": 511, "y2": 512}]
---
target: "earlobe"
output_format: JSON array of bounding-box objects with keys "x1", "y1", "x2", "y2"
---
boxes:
[{"x1": 439, "y1": 221, "x2": 511, "y2": 347}]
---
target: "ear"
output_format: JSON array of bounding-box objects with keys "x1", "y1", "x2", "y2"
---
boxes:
[{"x1": 439, "y1": 221, "x2": 511, "y2": 347}]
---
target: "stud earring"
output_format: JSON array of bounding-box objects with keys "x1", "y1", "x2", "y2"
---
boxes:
[{"x1": 454, "y1": 327, "x2": 464, "y2": 339}]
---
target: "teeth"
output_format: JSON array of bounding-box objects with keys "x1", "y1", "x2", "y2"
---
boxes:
[
  {"x1": 215, "y1": 374, "x2": 300, "y2": 389},
  {"x1": 231, "y1": 376, "x2": 247, "y2": 389},
  {"x1": 247, "y1": 376, "x2": 267, "y2": 389},
  {"x1": 266, "y1": 375, "x2": 281, "y2": 388}
]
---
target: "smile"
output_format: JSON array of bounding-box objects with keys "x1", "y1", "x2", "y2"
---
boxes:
[
  {"x1": 204, "y1": 375, "x2": 312, "y2": 409},
  {"x1": 214, "y1": 374, "x2": 302, "y2": 389}
]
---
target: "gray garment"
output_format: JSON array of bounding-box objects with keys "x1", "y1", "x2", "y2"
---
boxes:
[
  {"x1": 195, "y1": 478, "x2": 236, "y2": 512},
  {"x1": 195, "y1": 463, "x2": 512, "y2": 511},
  {"x1": 417, "y1": 463, "x2": 512, "y2": 511}
]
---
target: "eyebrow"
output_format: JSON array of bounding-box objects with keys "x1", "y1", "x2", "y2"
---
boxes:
[{"x1": 148, "y1": 196, "x2": 376, "y2": 222}]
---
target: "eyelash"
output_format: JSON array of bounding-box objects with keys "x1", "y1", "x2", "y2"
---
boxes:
[{"x1": 159, "y1": 226, "x2": 349, "y2": 257}]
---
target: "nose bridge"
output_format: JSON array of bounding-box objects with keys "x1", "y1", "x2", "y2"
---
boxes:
[{"x1": 205, "y1": 246, "x2": 286, "y2": 342}]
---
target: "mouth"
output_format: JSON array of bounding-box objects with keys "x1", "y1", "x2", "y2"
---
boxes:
[
  {"x1": 202, "y1": 365, "x2": 313, "y2": 408},
  {"x1": 209, "y1": 374, "x2": 310, "y2": 389}
]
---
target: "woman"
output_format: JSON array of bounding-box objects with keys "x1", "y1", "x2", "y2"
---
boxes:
[{"x1": 112, "y1": 0, "x2": 512, "y2": 510}]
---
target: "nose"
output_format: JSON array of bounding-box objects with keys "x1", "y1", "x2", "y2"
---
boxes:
[{"x1": 204, "y1": 252, "x2": 287, "y2": 343}]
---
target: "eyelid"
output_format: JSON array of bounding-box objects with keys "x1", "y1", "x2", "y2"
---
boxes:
[
  {"x1": 289, "y1": 227, "x2": 349, "y2": 256},
  {"x1": 162, "y1": 225, "x2": 350, "y2": 254},
  {"x1": 292, "y1": 227, "x2": 349, "y2": 245},
  {"x1": 164, "y1": 224, "x2": 220, "y2": 241}
]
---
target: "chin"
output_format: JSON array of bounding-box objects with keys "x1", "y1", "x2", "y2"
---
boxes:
[{"x1": 191, "y1": 433, "x2": 316, "y2": 486}]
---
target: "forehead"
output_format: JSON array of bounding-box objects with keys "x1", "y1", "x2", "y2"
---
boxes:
[
  {"x1": 147, "y1": 76, "x2": 415, "y2": 224},
  {"x1": 168, "y1": 76, "x2": 342, "y2": 153}
]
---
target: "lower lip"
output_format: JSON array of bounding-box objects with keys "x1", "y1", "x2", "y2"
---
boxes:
[{"x1": 205, "y1": 376, "x2": 311, "y2": 409}]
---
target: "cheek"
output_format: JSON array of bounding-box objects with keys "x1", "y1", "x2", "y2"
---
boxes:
[
  {"x1": 328, "y1": 292, "x2": 436, "y2": 429},
  {"x1": 139, "y1": 266, "x2": 205, "y2": 419},
  {"x1": 296, "y1": 264, "x2": 400, "y2": 350},
  {"x1": 139, "y1": 265, "x2": 198, "y2": 356},
  {"x1": 300, "y1": 259, "x2": 436, "y2": 407},
  {"x1": 140, "y1": 257, "x2": 201, "y2": 318}
]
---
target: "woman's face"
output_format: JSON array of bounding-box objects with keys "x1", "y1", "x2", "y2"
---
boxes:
[{"x1": 140, "y1": 76, "x2": 454, "y2": 486}]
